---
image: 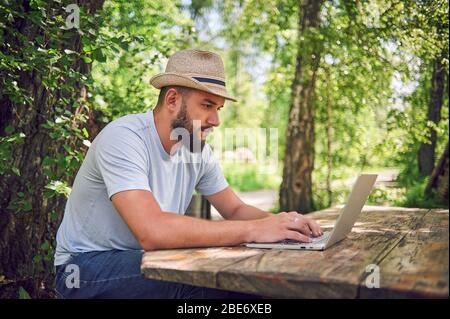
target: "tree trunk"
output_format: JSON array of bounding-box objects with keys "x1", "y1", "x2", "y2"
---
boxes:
[
  {"x1": 425, "y1": 142, "x2": 449, "y2": 203},
  {"x1": 0, "y1": 0, "x2": 104, "y2": 298},
  {"x1": 230, "y1": 45, "x2": 241, "y2": 125},
  {"x1": 279, "y1": 0, "x2": 324, "y2": 213},
  {"x1": 325, "y1": 66, "x2": 333, "y2": 207},
  {"x1": 418, "y1": 59, "x2": 446, "y2": 176}
]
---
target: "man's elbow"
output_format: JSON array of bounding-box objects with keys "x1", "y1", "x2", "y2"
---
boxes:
[
  {"x1": 139, "y1": 236, "x2": 160, "y2": 251},
  {"x1": 135, "y1": 213, "x2": 166, "y2": 251},
  {"x1": 138, "y1": 227, "x2": 168, "y2": 251}
]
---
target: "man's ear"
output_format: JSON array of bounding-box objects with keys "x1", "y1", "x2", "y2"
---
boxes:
[{"x1": 165, "y1": 88, "x2": 180, "y2": 113}]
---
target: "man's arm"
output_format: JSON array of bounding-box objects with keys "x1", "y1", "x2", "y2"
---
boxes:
[
  {"x1": 112, "y1": 190, "x2": 251, "y2": 250},
  {"x1": 111, "y1": 189, "x2": 319, "y2": 251},
  {"x1": 205, "y1": 186, "x2": 271, "y2": 220}
]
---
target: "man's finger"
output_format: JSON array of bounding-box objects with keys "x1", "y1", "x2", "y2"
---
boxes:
[
  {"x1": 289, "y1": 220, "x2": 312, "y2": 236},
  {"x1": 302, "y1": 224, "x2": 312, "y2": 236},
  {"x1": 307, "y1": 219, "x2": 322, "y2": 236},
  {"x1": 286, "y1": 231, "x2": 311, "y2": 243}
]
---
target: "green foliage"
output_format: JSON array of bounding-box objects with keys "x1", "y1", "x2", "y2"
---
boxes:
[
  {"x1": 223, "y1": 163, "x2": 281, "y2": 192},
  {"x1": 33, "y1": 239, "x2": 55, "y2": 266},
  {"x1": 395, "y1": 164, "x2": 448, "y2": 208},
  {"x1": 1, "y1": 0, "x2": 192, "y2": 209},
  {"x1": 0, "y1": 1, "x2": 118, "y2": 296},
  {"x1": 45, "y1": 180, "x2": 72, "y2": 198},
  {"x1": 7, "y1": 191, "x2": 33, "y2": 213},
  {"x1": 18, "y1": 286, "x2": 31, "y2": 299},
  {"x1": 0, "y1": 0, "x2": 102, "y2": 208},
  {"x1": 397, "y1": 181, "x2": 447, "y2": 209},
  {"x1": 210, "y1": 0, "x2": 448, "y2": 209},
  {"x1": 0, "y1": 129, "x2": 25, "y2": 176},
  {"x1": 90, "y1": 0, "x2": 192, "y2": 119}
]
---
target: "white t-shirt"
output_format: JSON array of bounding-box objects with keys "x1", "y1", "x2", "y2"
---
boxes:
[{"x1": 54, "y1": 110, "x2": 228, "y2": 266}]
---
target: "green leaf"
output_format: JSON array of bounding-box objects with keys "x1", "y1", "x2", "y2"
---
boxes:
[
  {"x1": 18, "y1": 287, "x2": 31, "y2": 299},
  {"x1": 63, "y1": 144, "x2": 73, "y2": 153},
  {"x1": 22, "y1": 200, "x2": 32, "y2": 212},
  {"x1": 120, "y1": 41, "x2": 129, "y2": 50},
  {"x1": 4, "y1": 125, "x2": 14, "y2": 134},
  {"x1": 33, "y1": 255, "x2": 42, "y2": 264},
  {"x1": 42, "y1": 156, "x2": 53, "y2": 166},
  {"x1": 41, "y1": 122, "x2": 53, "y2": 129},
  {"x1": 55, "y1": 117, "x2": 65, "y2": 124},
  {"x1": 11, "y1": 167, "x2": 20, "y2": 176},
  {"x1": 82, "y1": 56, "x2": 92, "y2": 63},
  {"x1": 82, "y1": 127, "x2": 89, "y2": 138},
  {"x1": 40, "y1": 240, "x2": 50, "y2": 251},
  {"x1": 92, "y1": 48, "x2": 106, "y2": 62},
  {"x1": 49, "y1": 132, "x2": 58, "y2": 139},
  {"x1": 64, "y1": 49, "x2": 77, "y2": 55},
  {"x1": 50, "y1": 211, "x2": 59, "y2": 222},
  {"x1": 45, "y1": 180, "x2": 72, "y2": 197},
  {"x1": 82, "y1": 44, "x2": 92, "y2": 53}
]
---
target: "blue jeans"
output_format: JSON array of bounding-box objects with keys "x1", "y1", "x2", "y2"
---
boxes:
[{"x1": 55, "y1": 249, "x2": 258, "y2": 299}]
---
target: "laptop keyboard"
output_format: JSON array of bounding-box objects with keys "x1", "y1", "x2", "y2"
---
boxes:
[{"x1": 281, "y1": 232, "x2": 330, "y2": 245}]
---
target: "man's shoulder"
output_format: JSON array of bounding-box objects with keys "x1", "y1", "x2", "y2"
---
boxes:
[
  {"x1": 89, "y1": 112, "x2": 152, "y2": 158},
  {"x1": 98, "y1": 112, "x2": 150, "y2": 140},
  {"x1": 200, "y1": 144, "x2": 220, "y2": 164},
  {"x1": 108, "y1": 111, "x2": 150, "y2": 131}
]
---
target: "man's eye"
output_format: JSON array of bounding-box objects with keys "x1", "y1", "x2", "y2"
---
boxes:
[{"x1": 202, "y1": 103, "x2": 222, "y2": 111}]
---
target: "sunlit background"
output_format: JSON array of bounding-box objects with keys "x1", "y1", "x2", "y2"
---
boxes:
[{"x1": 89, "y1": 0, "x2": 449, "y2": 210}]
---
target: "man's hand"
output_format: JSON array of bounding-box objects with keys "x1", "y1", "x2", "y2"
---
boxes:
[{"x1": 247, "y1": 211, "x2": 323, "y2": 243}]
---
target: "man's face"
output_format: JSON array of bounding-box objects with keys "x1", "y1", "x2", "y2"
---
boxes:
[{"x1": 170, "y1": 89, "x2": 224, "y2": 152}]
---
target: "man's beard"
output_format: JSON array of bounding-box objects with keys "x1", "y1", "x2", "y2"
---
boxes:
[{"x1": 170, "y1": 100, "x2": 210, "y2": 153}]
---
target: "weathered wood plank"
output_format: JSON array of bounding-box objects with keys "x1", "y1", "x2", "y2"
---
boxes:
[
  {"x1": 215, "y1": 207, "x2": 430, "y2": 298},
  {"x1": 359, "y1": 209, "x2": 449, "y2": 298},
  {"x1": 140, "y1": 206, "x2": 447, "y2": 298},
  {"x1": 141, "y1": 247, "x2": 265, "y2": 289}
]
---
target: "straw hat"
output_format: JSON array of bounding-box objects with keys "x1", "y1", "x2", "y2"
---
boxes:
[{"x1": 150, "y1": 49, "x2": 237, "y2": 102}]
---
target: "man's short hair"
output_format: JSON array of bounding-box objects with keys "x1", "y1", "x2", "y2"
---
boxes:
[{"x1": 156, "y1": 86, "x2": 192, "y2": 107}]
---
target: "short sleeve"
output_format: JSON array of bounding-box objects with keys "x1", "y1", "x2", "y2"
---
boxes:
[
  {"x1": 95, "y1": 125, "x2": 151, "y2": 200},
  {"x1": 196, "y1": 145, "x2": 229, "y2": 196}
]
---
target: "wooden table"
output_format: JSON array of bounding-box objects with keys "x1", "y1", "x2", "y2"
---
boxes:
[{"x1": 141, "y1": 206, "x2": 449, "y2": 298}]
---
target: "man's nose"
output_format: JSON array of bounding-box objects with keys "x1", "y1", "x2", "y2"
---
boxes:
[{"x1": 207, "y1": 111, "x2": 220, "y2": 127}]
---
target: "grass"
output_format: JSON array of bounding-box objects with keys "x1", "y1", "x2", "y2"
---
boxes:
[{"x1": 222, "y1": 162, "x2": 282, "y2": 192}]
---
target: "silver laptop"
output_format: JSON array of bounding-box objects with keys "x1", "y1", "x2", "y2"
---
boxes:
[{"x1": 244, "y1": 174, "x2": 378, "y2": 251}]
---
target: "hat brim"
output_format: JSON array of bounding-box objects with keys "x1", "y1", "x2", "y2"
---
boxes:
[{"x1": 150, "y1": 73, "x2": 237, "y2": 102}]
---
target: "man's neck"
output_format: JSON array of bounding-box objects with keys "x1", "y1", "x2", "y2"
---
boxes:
[{"x1": 153, "y1": 108, "x2": 179, "y2": 155}]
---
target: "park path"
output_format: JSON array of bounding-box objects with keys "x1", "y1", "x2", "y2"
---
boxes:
[{"x1": 211, "y1": 189, "x2": 278, "y2": 220}]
